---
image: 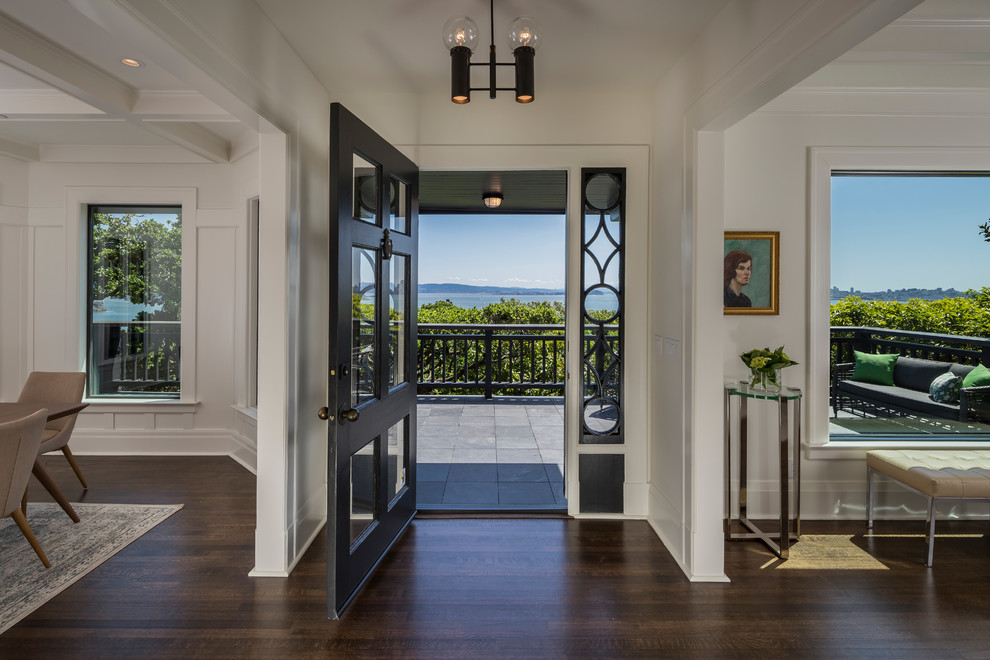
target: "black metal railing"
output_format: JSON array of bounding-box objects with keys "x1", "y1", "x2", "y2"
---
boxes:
[
  {"x1": 417, "y1": 323, "x2": 618, "y2": 398},
  {"x1": 89, "y1": 321, "x2": 180, "y2": 396},
  {"x1": 830, "y1": 326, "x2": 990, "y2": 369}
]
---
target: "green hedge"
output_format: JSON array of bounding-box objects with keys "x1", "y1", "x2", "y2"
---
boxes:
[{"x1": 830, "y1": 287, "x2": 990, "y2": 337}]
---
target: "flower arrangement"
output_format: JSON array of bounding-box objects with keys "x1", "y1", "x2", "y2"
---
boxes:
[{"x1": 739, "y1": 346, "x2": 798, "y2": 390}]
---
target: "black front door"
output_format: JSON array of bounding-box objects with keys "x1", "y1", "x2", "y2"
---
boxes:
[{"x1": 327, "y1": 103, "x2": 418, "y2": 618}]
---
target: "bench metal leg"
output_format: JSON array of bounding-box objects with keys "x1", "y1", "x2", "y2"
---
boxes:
[
  {"x1": 926, "y1": 497, "x2": 937, "y2": 567},
  {"x1": 867, "y1": 467, "x2": 875, "y2": 529}
]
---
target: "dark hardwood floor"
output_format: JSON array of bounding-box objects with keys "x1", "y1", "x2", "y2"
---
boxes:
[{"x1": 2, "y1": 456, "x2": 989, "y2": 658}]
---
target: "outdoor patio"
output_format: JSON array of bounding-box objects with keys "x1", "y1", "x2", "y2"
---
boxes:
[{"x1": 416, "y1": 396, "x2": 565, "y2": 509}]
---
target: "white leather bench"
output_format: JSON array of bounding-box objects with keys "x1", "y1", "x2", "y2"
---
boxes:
[{"x1": 867, "y1": 449, "x2": 990, "y2": 566}]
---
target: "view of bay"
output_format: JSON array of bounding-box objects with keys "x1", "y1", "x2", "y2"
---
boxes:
[{"x1": 418, "y1": 291, "x2": 617, "y2": 312}]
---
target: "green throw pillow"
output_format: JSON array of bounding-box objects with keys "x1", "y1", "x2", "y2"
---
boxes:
[
  {"x1": 851, "y1": 351, "x2": 899, "y2": 386},
  {"x1": 962, "y1": 363, "x2": 990, "y2": 389},
  {"x1": 929, "y1": 372, "x2": 961, "y2": 403}
]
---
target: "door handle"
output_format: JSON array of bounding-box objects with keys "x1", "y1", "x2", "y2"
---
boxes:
[
  {"x1": 340, "y1": 408, "x2": 360, "y2": 423},
  {"x1": 318, "y1": 406, "x2": 332, "y2": 421}
]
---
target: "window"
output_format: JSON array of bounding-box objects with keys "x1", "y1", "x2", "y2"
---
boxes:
[
  {"x1": 829, "y1": 173, "x2": 990, "y2": 440},
  {"x1": 86, "y1": 205, "x2": 182, "y2": 398}
]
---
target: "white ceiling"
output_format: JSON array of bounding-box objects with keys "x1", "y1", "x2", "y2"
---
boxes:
[{"x1": 0, "y1": 0, "x2": 988, "y2": 162}]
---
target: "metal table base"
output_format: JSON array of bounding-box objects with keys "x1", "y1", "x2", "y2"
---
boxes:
[{"x1": 724, "y1": 383, "x2": 802, "y2": 559}]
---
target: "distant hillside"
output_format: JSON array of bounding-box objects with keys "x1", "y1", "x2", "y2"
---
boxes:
[
  {"x1": 830, "y1": 286, "x2": 967, "y2": 301},
  {"x1": 419, "y1": 283, "x2": 565, "y2": 296}
]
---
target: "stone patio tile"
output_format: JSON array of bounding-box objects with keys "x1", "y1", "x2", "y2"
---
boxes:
[
  {"x1": 496, "y1": 427, "x2": 535, "y2": 440},
  {"x1": 540, "y1": 449, "x2": 564, "y2": 464},
  {"x1": 417, "y1": 463, "x2": 450, "y2": 482},
  {"x1": 447, "y1": 463, "x2": 498, "y2": 482},
  {"x1": 454, "y1": 436, "x2": 496, "y2": 449},
  {"x1": 495, "y1": 436, "x2": 538, "y2": 449},
  {"x1": 418, "y1": 435, "x2": 457, "y2": 448},
  {"x1": 456, "y1": 426, "x2": 496, "y2": 439},
  {"x1": 496, "y1": 448, "x2": 543, "y2": 464},
  {"x1": 497, "y1": 463, "x2": 549, "y2": 483},
  {"x1": 429, "y1": 406, "x2": 463, "y2": 415},
  {"x1": 544, "y1": 463, "x2": 564, "y2": 483},
  {"x1": 417, "y1": 481, "x2": 446, "y2": 504},
  {"x1": 459, "y1": 416, "x2": 495, "y2": 427},
  {"x1": 551, "y1": 482, "x2": 566, "y2": 504},
  {"x1": 535, "y1": 436, "x2": 563, "y2": 451},
  {"x1": 443, "y1": 481, "x2": 499, "y2": 505},
  {"x1": 451, "y1": 448, "x2": 497, "y2": 464},
  {"x1": 498, "y1": 482, "x2": 556, "y2": 505},
  {"x1": 418, "y1": 447, "x2": 453, "y2": 462},
  {"x1": 460, "y1": 406, "x2": 496, "y2": 416}
]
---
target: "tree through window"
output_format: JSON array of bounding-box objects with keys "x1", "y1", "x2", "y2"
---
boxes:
[{"x1": 87, "y1": 205, "x2": 181, "y2": 397}]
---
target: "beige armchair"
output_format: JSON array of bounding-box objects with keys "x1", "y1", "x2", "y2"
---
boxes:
[
  {"x1": 18, "y1": 372, "x2": 87, "y2": 489},
  {"x1": 1, "y1": 409, "x2": 51, "y2": 568}
]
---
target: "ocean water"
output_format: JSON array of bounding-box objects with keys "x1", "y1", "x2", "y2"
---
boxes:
[
  {"x1": 91, "y1": 297, "x2": 164, "y2": 322},
  {"x1": 418, "y1": 292, "x2": 618, "y2": 313}
]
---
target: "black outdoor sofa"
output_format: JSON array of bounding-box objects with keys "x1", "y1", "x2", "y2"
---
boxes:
[{"x1": 832, "y1": 356, "x2": 990, "y2": 423}]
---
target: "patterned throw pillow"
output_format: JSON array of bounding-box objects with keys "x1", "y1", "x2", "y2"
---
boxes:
[{"x1": 929, "y1": 372, "x2": 962, "y2": 403}]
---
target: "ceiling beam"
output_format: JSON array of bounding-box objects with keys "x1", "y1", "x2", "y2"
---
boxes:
[
  {"x1": 143, "y1": 121, "x2": 229, "y2": 163},
  {"x1": 0, "y1": 134, "x2": 38, "y2": 160},
  {"x1": 0, "y1": 11, "x2": 232, "y2": 162},
  {"x1": 0, "y1": 13, "x2": 136, "y2": 115}
]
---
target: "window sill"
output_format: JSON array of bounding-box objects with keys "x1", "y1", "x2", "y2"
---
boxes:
[
  {"x1": 232, "y1": 406, "x2": 258, "y2": 422},
  {"x1": 805, "y1": 437, "x2": 990, "y2": 460},
  {"x1": 80, "y1": 399, "x2": 199, "y2": 414}
]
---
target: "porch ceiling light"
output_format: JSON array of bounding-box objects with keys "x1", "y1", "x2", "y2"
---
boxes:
[
  {"x1": 443, "y1": 0, "x2": 540, "y2": 104},
  {"x1": 482, "y1": 192, "x2": 503, "y2": 208}
]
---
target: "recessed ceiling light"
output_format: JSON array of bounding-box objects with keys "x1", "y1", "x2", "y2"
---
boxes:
[{"x1": 121, "y1": 58, "x2": 143, "y2": 68}]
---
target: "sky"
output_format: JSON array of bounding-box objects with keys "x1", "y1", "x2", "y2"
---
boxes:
[
  {"x1": 831, "y1": 175, "x2": 990, "y2": 292},
  {"x1": 419, "y1": 213, "x2": 566, "y2": 288}
]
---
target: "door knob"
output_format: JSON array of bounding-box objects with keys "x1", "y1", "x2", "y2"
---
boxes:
[
  {"x1": 340, "y1": 408, "x2": 360, "y2": 423},
  {"x1": 318, "y1": 406, "x2": 330, "y2": 420}
]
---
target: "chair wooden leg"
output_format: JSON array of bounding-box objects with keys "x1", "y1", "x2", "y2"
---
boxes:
[
  {"x1": 21, "y1": 486, "x2": 28, "y2": 515},
  {"x1": 61, "y1": 446, "x2": 88, "y2": 489},
  {"x1": 10, "y1": 509, "x2": 51, "y2": 569}
]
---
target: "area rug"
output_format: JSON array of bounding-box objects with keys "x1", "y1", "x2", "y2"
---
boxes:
[
  {"x1": 0, "y1": 502, "x2": 182, "y2": 634},
  {"x1": 773, "y1": 534, "x2": 889, "y2": 570}
]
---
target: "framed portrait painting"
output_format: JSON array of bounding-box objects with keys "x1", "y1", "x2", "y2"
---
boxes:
[{"x1": 723, "y1": 231, "x2": 779, "y2": 315}]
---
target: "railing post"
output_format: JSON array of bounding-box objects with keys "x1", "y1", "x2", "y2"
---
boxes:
[{"x1": 484, "y1": 327, "x2": 494, "y2": 400}]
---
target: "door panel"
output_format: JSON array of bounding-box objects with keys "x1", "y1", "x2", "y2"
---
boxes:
[{"x1": 328, "y1": 103, "x2": 418, "y2": 618}]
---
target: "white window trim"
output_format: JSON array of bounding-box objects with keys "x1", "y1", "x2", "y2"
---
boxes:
[
  {"x1": 65, "y1": 186, "x2": 198, "y2": 404},
  {"x1": 809, "y1": 147, "x2": 990, "y2": 449}
]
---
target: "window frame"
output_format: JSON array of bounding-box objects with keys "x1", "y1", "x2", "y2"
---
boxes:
[
  {"x1": 65, "y1": 187, "x2": 197, "y2": 404},
  {"x1": 809, "y1": 148, "x2": 990, "y2": 452},
  {"x1": 85, "y1": 203, "x2": 183, "y2": 399}
]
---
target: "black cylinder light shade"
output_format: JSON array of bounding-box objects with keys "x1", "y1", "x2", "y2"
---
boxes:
[
  {"x1": 513, "y1": 46, "x2": 535, "y2": 103},
  {"x1": 450, "y1": 46, "x2": 472, "y2": 104},
  {"x1": 444, "y1": 2, "x2": 539, "y2": 105}
]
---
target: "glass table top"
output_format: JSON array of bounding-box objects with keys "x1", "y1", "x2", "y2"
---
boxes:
[{"x1": 725, "y1": 380, "x2": 802, "y2": 400}]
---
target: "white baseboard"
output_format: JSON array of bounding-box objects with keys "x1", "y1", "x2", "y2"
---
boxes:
[{"x1": 71, "y1": 429, "x2": 235, "y2": 455}]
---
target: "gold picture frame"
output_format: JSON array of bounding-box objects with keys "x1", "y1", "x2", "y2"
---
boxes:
[{"x1": 723, "y1": 231, "x2": 779, "y2": 315}]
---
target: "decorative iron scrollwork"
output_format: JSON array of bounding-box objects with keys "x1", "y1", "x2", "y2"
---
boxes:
[{"x1": 581, "y1": 169, "x2": 624, "y2": 444}]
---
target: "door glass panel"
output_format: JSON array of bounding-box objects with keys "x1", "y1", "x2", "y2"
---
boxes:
[
  {"x1": 390, "y1": 178, "x2": 408, "y2": 234},
  {"x1": 350, "y1": 437, "x2": 378, "y2": 547},
  {"x1": 386, "y1": 418, "x2": 408, "y2": 506},
  {"x1": 352, "y1": 247, "x2": 377, "y2": 405},
  {"x1": 353, "y1": 153, "x2": 379, "y2": 224},
  {"x1": 388, "y1": 254, "x2": 408, "y2": 389}
]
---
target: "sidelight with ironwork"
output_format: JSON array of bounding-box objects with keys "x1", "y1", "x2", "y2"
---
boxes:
[{"x1": 580, "y1": 169, "x2": 624, "y2": 444}]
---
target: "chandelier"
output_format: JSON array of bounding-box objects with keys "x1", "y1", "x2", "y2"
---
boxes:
[{"x1": 442, "y1": 0, "x2": 541, "y2": 104}]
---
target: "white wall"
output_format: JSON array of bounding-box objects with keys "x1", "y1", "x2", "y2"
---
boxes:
[
  {"x1": 723, "y1": 106, "x2": 990, "y2": 520},
  {"x1": 0, "y1": 154, "x2": 31, "y2": 397},
  {"x1": 646, "y1": 0, "x2": 918, "y2": 581},
  {"x1": 0, "y1": 152, "x2": 259, "y2": 463}
]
